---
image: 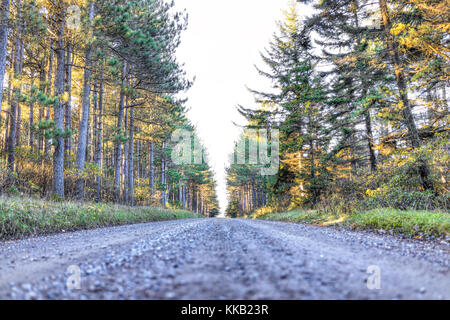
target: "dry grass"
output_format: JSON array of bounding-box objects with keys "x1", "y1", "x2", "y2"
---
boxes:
[{"x1": 0, "y1": 196, "x2": 201, "y2": 240}]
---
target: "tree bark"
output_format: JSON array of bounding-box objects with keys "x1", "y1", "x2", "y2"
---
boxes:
[
  {"x1": 44, "y1": 39, "x2": 54, "y2": 160},
  {"x1": 179, "y1": 178, "x2": 182, "y2": 206},
  {"x1": 28, "y1": 79, "x2": 34, "y2": 148},
  {"x1": 364, "y1": 109, "x2": 377, "y2": 172},
  {"x1": 37, "y1": 55, "x2": 46, "y2": 153},
  {"x1": 64, "y1": 43, "x2": 73, "y2": 160},
  {"x1": 114, "y1": 61, "x2": 127, "y2": 203},
  {"x1": 75, "y1": 2, "x2": 95, "y2": 199},
  {"x1": 123, "y1": 106, "x2": 128, "y2": 203},
  {"x1": 161, "y1": 142, "x2": 167, "y2": 207},
  {"x1": 15, "y1": 104, "x2": 21, "y2": 147},
  {"x1": 95, "y1": 61, "x2": 104, "y2": 203},
  {"x1": 52, "y1": 11, "x2": 66, "y2": 199},
  {"x1": 0, "y1": 0, "x2": 10, "y2": 113},
  {"x1": 149, "y1": 141, "x2": 154, "y2": 197},
  {"x1": 127, "y1": 106, "x2": 134, "y2": 205},
  {"x1": 136, "y1": 140, "x2": 140, "y2": 185},
  {"x1": 182, "y1": 181, "x2": 186, "y2": 209},
  {"x1": 6, "y1": 0, "x2": 23, "y2": 184},
  {"x1": 15, "y1": 9, "x2": 24, "y2": 148},
  {"x1": 95, "y1": 61, "x2": 104, "y2": 202}
]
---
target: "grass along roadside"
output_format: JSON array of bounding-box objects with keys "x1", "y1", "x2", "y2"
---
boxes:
[
  {"x1": 253, "y1": 208, "x2": 450, "y2": 240},
  {"x1": 0, "y1": 196, "x2": 201, "y2": 240}
]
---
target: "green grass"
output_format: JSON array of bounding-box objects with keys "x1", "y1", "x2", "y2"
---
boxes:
[
  {"x1": 345, "y1": 208, "x2": 450, "y2": 238},
  {"x1": 254, "y1": 208, "x2": 450, "y2": 239},
  {"x1": 0, "y1": 196, "x2": 201, "y2": 240}
]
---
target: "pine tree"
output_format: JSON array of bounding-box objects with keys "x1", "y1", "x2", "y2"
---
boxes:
[{"x1": 239, "y1": 4, "x2": 330, "y2": 206}]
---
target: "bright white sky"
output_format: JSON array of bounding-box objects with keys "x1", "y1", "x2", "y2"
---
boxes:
[{"x1": 175, "y1": 0, "x2": 312, "y2": 213}]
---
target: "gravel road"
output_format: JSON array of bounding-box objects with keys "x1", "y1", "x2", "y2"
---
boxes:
[{"x1": 0, "y1": 218, "x2": 448, "y2": 300}]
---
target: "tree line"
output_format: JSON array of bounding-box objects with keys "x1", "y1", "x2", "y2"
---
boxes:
[
  {"x1": 0, "y1": 0, "x2": 219, "y2": 215},
  {"x1": 226, "y1": 0, "x2": 448, "y2": 217}
]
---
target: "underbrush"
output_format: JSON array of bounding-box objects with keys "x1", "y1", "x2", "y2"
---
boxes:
[{"x1": 0, "y1": 196, "x2": 200, "y2": 240}]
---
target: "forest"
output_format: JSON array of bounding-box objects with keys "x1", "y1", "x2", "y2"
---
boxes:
[
  {"x1": 0, "y1": 0, "x2": 448, "y2": 302},
  {"x1": 0, "y1": 0, "x2": 219, "y2": 217},
  {"x1": 226, "y1": 0, "x2": 448, "y2": 219}
]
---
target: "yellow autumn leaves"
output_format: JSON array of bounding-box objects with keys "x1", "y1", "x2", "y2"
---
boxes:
[
  {"x1": 11, "y1": 77, "x2": 21, "y2": 89},
  {"x1": 390, "y1": 23, "x2": 406, "y2": 36},
  {"x1": 62, "y1": 92, "x2": 70, "y2": 103},
  {"x1": 35, "y1": 0, "x2": 87, "y2": 7},
  {"x1": 392, "y1": 21, "x2": 448, "y2": 61},
  {"x1": 396, "y1": 24, "x2": 431, "y2": 49}
]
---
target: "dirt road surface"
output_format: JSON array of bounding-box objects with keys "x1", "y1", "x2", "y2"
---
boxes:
[{"x1": 0, "y1": 218, "x2": 448, "y2": 299}]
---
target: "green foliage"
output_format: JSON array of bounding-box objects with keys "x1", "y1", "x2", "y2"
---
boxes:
[
  {"x1": 345, "y1": 209, "x2": 450, "y2": 239},
  {"x1": 209, "y1": 208, "x2": 219, "y2": 217}
]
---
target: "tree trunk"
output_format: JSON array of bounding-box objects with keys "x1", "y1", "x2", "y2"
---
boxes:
[
  {"x1": 44, "y1": 39, "x2": 54, "y2": 160},
  {"x1": 128, "y1": 106, "x2": 134, "y2": 205},
  {"x1": 251, "y1": 181, "x2": 256, "y2": 211},
  {"x1": 196, "y1": 189, "x2": 199, "y2": 214},
  {"x1": 95, "y1": 62, "x2": 104, "y2": 202},
  {"x1": 364, "y1": 109, "x2": 377, "y2": 172},
  {"x1": 0, "y1": 0, "x2": 10, "y2": 113},
  {"x1": 135, "y1": 140, "x2": 140, "y2": 186},
  {"x1": 352, "y1": 1, "x2": 377, "y2": 174},
  {"x1": 379, "y1": 0, "x2": 433, "y2": 191},
  {"x1": 6, "y1": 0, "x2": 23, "y2": 184},
  {"x1": 123, "y1": 107, "x2": 128, "y2": 203},
  {"x1": 38, "y1": 56, "x2": 46, "y2": 153},
  {"x1": 161, "y1": 142, "x2": 167, "y2": 207},
  {"x1": 74, "y1": 3, "x2": 94, "y2": 199},
  {"x1": 15, "y1": 12, "x2": 24, "y2": 148},
  {"x1": 182, "y1": 181, "x2": 186, "y2": 209},
  {"x1": 149, "y1": 141, "x2": 154, "y2": 197},
  {"x1": 92, "y1": 82, "x2": 97, "y2": 159},
  {"x1": 64, "y1": 43, "x2": 73, "y2": 160},
  {"x1": 309, "y1": 108, "x2": 317, "y2": 204},
  {"x1": 185, "y1": 182, "x2": 189, "y2": 210},
  {"x1": 114, "y1": 61, "x2": 127, "y2": 203},
  {"x1": 16, "y1": 105, "x2": 21, "y2": 147},
  {"x1": 28, "y1": 79, "x2": 34, "y2": 148},
  {"x1": 3, "y1": 77, "x2": 10, "y2": 153},
  {"x1": 178, "y1": 178, "x2": 182, "y2": 206},
  {"x1": 52, "y1": 11, "x2": 66, "y2": 199}
]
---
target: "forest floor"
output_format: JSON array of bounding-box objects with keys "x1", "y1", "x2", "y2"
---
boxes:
[{"x1": 0, "y1": 218, "x2": 448, "y2": 300}]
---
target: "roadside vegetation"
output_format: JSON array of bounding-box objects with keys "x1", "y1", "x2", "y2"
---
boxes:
[
  {"x1": 0, "y1": 196, "x2": 200, "y2": 240},
  {"x1": 226, "y1": 1, "x2": 449, "y2": 241},
  {"x1": 253, "y1": 208, "x2": 449, "y2": 240}
]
